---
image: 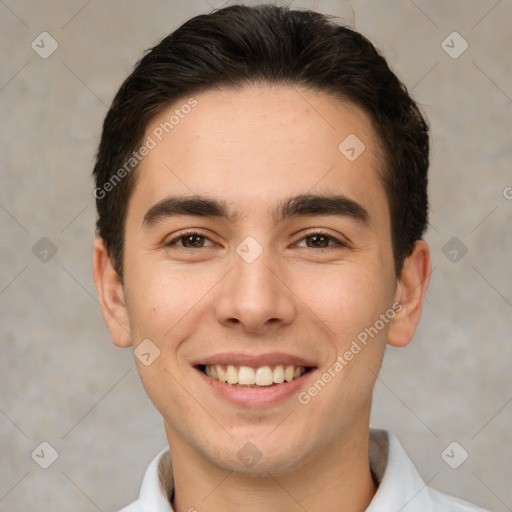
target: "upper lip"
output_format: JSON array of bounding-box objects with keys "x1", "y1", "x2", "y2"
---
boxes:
[{"x1": 193, "y1": 352, "x2": 317, "y2": 368}]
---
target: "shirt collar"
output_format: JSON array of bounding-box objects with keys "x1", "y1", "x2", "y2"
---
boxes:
[
  {"x1": 135, "y1": 429, "x2": 435, "y2": 511},
  {"x1": 366, "y1": 429, "x2": 434, "y2": 511},
  {"x1": 136, "y1": 447, "x2": 174, "y2": 511}
]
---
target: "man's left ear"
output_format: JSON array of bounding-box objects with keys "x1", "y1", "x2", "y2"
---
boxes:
[{"x1": 387, "y1": 240, "x2": 431, "y2": 348}]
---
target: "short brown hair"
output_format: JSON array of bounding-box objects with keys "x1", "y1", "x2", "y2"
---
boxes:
[{"x1": 93, "y1": 4, "x2": 429, "y2": 277}]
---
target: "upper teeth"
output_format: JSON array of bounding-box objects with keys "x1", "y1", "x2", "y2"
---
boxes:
[{"x1": 204, "y1": 364, "x2": 306, "y2": 386}]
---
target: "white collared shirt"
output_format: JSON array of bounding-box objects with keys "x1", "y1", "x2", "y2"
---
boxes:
[{"x1": 119, "y1": 429, "x2": 488, "y2": 512}]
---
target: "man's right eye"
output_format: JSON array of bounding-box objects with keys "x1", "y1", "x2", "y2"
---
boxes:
[{"x1": 165, "y1": 231, "x2": 215, "y2": 249}]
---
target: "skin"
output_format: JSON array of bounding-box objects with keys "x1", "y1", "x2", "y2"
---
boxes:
[{"x1": 94, "y1": 85, "x2": 431, "y2": 512}]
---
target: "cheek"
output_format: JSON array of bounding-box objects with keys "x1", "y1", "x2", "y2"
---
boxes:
[
  {"x1": 291, "y1": 260, "x2": 392, "y2": 338},
  {"x1": 124, "y1": 262, "x2": 219, "y2": 339},
  {"x1": 125, "y1": 281, "x2": 172, "y2": 339}
]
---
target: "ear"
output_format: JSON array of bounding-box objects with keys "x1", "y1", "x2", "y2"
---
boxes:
[
  {"x1": 387, "y1": 240, "x2": 431, "y2": 348},
  {"x1": 92, "y1": 237, "x2": 132, "y2": 348}
]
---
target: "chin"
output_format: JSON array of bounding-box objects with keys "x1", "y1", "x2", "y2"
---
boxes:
[{"x1": 207, "y1": 435, "x2": 313, "y2": 477}]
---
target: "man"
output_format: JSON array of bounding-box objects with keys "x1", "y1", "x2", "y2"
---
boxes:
[{"x1": 92, "y1": 4, "x2": 487, "y2": 511}]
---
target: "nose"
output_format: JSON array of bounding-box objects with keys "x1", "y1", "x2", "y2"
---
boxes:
[{"x1": 215, "y1": 248, "x2": 296, "y2": 334}]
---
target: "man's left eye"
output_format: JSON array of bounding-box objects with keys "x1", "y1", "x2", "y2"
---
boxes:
[{"x1": 297, "y1": 233, "x2": 345, "y2": 249}]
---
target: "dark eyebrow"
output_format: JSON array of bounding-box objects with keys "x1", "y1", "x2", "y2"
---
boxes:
[
  {"x1": 273, "y1": 194, "x2": 370, "y2": 226},
  {"x1": 142, "y1": 196, "x2": 236, "y2": 228},
  {"x1": 142, "y1": 193, "x2": 370, "y2": 229}
]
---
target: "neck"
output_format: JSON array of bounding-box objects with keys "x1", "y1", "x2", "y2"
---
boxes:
[{"x1": 167, "y1": 423, "x2": 377, "y2": 512}]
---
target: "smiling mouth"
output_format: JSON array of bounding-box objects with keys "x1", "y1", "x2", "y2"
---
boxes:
[{"x1": 198, "y1": 364, "x2": 314, "y2": 388}]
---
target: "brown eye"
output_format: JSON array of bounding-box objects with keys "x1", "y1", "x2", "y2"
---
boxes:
[
  {"x1": 165, "y1": 231, "x2": 214, "y2": 248},
  {"x1": 305, "y1": 234, "x2": 331, "y2": 248},
  {"x1": 296, "y1": 232, "x2": 347, "y2": 250},
  {"x1": 180, "y1": 234, "x2": 206, "y2": 248}
]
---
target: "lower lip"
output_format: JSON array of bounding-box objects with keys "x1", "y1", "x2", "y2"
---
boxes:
[{"x1": 196, "y1": 368, "x2": 315, "y2": 407}]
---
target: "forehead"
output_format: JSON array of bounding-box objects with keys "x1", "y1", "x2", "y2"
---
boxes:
[{"x1": 130, "y1": 85, "x2": 388, "y2": 225}]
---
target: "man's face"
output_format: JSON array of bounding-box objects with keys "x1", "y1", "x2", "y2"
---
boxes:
[{"x1": 120, "y1": 85, "x2": 399, "y2": 474}]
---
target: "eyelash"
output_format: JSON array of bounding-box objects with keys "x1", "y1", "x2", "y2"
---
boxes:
[{"x1": 164, "y1": 230, "x2": 348, "y2": 249}]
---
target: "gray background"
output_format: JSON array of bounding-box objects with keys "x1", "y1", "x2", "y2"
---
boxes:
[{"x1": 1, "y1": 0, "x2": 511, "y2": 511}]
